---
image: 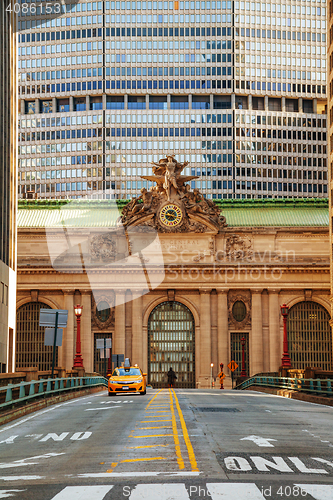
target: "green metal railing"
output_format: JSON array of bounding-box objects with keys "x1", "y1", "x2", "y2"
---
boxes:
[
  {"x1": 235, "y1": 376, "x2": 333, "y2": 396},
  {"x1": 0, "y1": 376, "x2": 108, "y2": 411}
]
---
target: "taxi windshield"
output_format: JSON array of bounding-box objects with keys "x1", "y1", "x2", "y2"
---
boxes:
[{"x1": 112, "y1": 368, "x2": 141, "y2": 377}]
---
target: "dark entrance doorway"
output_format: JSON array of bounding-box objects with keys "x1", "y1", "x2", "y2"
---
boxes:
[
  {"x1": 230, "y1": 332, "x2": 249, "y2": 377},
  {"x1": 148, "y1": 301, "x2": 195, "y2": 388}
]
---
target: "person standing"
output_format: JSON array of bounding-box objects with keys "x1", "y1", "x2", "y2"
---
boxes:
[{"x1": 167, "y1": 367, "x2": 177, "y2": 388}]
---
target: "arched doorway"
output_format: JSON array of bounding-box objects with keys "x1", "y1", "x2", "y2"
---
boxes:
[
  {"x1": 148, "y1": 301, "x2": 195, "y2": 388},
  {"x1": 287, "y1": 301, "x2": 331, "y2": 370},
  {"x1": 16, "y1": 302, "x2": 58, "y2": 371}
]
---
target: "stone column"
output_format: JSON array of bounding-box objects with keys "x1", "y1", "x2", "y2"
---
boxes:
[
  {"x1": 269, "y1": 289, "x2": 281, "y2": 372},
  {"x1": 281, "y1": 97, "x2": 286, "y2": 113},
  {"x1": 63, "y1": 290, "x2": 74, "y2": 371},
  {"x1": 114, "y1": 290, "x2": 126, "y2": 359},
  {"x1": 210, "y1": 94, "x2": 214, "y2": 110},
  {"x1": 217, "y1": 289, "x2": 229, "y2": 372},
  {"x1": 199, "y1": 289, "x2": 211, "y2": 388},
  {"x1": 69, "y1": 96, "x2": 74, "y2": 112},
  {"x1": 262, "y1": 290, "x2": 270, "y2": 372},
  {"x1": 251, "y1": 289, "x2": 263, "y2": 375},
  {"x1": 264, "y1": 95, "x2": 268, "y2": 111},
  {"x1": 124, "y1": 94, "x2": 128, "y2": 110},
  {"x1": 85, "y1": 95, "x2": 90, "y2": 111},
  {"x1": 248, "y1": 94, "x2": 252, "y2": 110},
  {"x1": 52, "y1": 97, "x2": 57, "y2": 113},
  {"x1": 313, "y1": 98, "x2": 317, "y2": 114},
  {"x1": 102, "y1": 94, "x2": 107, "y2": 110},
  {"x1": 131, "y1": 290, "x2": 143, "y2": 369},
  {"x1": 298, "y1": 97, "x2": 303, "y2": 113},
  {"x1": 145, "y1": 95, "x2": 149, "y2": 110},
  {"x1": 211, "y1": 291, "x2": 218, "y2": 378},
  {"x1": 167, "y1": 94, "x2": 171, "y2": 110},
  {"x1": 80, "y1": 291, "x2": 92, "y2": 373},
  {"x1": 188, "y1": 94, "x2": 192, "y2": 109}
]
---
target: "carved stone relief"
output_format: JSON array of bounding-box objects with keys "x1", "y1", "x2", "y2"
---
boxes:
[
  {"x1": 90, "y1": 233, "x2": 116, "y2": 263},
  {"x1": 226, "y1": 234, "x2": 253, "y2": 261},
  {"x1": 228, "y1": 290, "x2": 252, "y2": 329}
]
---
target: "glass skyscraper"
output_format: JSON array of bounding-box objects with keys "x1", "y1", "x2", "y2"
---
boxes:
[{"x1": 18, "y1": 0, "x2": 328, "y2": 200}]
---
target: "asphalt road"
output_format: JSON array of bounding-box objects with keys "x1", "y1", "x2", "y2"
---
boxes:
[{"x1": 0, "y1": 389, "x2": 333, "y2": 500}]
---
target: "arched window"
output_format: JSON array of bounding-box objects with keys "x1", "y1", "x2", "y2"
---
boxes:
[
  {"x1": 287, "y1": 301, "x2": 331, "y2": 370},
  {"x1": 148, "y1": 301, "x2": 195, "y2": 388},
  {"x1": 16, "y1": 302, "x2": 58, "y2": 372}
]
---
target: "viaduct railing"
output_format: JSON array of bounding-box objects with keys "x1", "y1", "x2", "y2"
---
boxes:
[
  {"x1": 235, "y1": 375, "x2": 333, "y2": 396},
  {"x1": 0, "y1": 376, "x2": 108, "y2": 411}
]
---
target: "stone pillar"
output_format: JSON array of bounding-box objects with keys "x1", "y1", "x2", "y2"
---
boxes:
[
  {"x1": 188, "y1": 94, "x2": 192, "y2": 110},
  {"x1": 69, "y1": 96, "x2": 74, "y2": 112},
  {"x1": 52, "y1": 97, "x2": 57, "y2": 113},
  {"x1": 124, "y1": 94, "x2": 128, "y2": 110},
  {"x1": 199, "y1": 289, "x2": 211, "y2": 388},
  {"x1": 313, "y1": 98, "x2": 317, "y2": 114},
  {"x1": 63, "y1": 290, "x2": 74, "y2": 371},
  {"x1": 262, "y1": 290, "x2": 270, "y2": 372},
  {"x1": 251, "y1": 290, "x2": 263, "y2": 375},
  {"x1": 86, "y1": 95, "x2": 90, "y2": 111},
  {"x1": 145, "y1": 95, "x2": 149, "y2": 109},
  {"x1": 281, "y1": 97, "x2": 286, "y2": 112},
  {"x1": 167, "y1": 94, "x2": 171, "y2": 110},
  {"x1": 248, "y1": 94, "x2": 252, "y2": 110},
  {"x1": 114, "y1": 290, "x2": 126, "y2": 359},
  {"x1": 210, "y1": 94, "x2": 214, "y2": 110},
  {"x1": 217, "y1": 289, "x2": 228, "y2": 373},
  {"x1": 102, "y1": 94, "x2": 107, "y2": 110},
  {"x1": 231, "y1": 94, "x2": 235, "y2": 109},
  {"x1": 35, "y1": 98, "x2": 40, "y2": 114},
  {"x1": 80, "y1": 291, "x2": 92, "y2": 373},
  {"x1": 268, "y1": 289, "x2": 281, "y2": 372},
  {"x1": 125, "y1": 290, "x2": 132, "y2": 361},
  {"x1": 211, "y1": 291, "x2": 218, "y2": 378},
  {"x1": 298, "y1": 97, "x2": 303, "y2": 113},
  {"x1": 20, "y1": 99, "x2": 25, "y2": 114},
  {"x1": 131, "y1": 290, "x2": 143, "y2": 369},
  {"x1": 264, "y1": 95, "x2": 268, "y2": 111}
]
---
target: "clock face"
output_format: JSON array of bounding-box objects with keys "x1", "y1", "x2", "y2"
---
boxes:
[{"x1": 159, "y1": 204, "x2": 183, "y2": 227}]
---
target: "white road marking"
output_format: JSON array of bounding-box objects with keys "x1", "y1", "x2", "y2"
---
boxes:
[
  {"x1": 70, "y1": 432, "x2": 92, "y2": 441},
  {"x1": 295, "y1": 484, "x2": 333, "y2": 500},
  {"x1": 39, "y1": 433, "x2": 69, "y2": 442},
  {"x1": 240, "y1": 435, "x2": 277, "y2": 447},
  {"x1": 288, "y1": 457, "x2": 327, "y2": 474},
  {"x1": 0, "y1": 491, "x2": 25, "y2": 499},
  {"x1": 224, "y1": 457, "x2": 252, "y2": 471},
  {"x1": 85, "y1": 406, "x2": 121, "y2": 411},
  {"x1": 312, "y1": 457, "x2": 333, "y2": 468},
  {"x1": 0, "y1": 394, "x2": 104, "y2": 434},
  {"x1": 128, "y1": 483, "x2": 189, "y2": 499},
  {"x1": 0, "y1": 453, "x2": 65, "y2": 469},
  {"x1": 50, "y1": 485, "x2": 113, "y2": 500},
  {"x1": 207, "y1": 483, "x2": 265, "y2": 500},
  {"x1": 0, "y1": 437, "x2": 18, "y2": 445},
  {"x1": 74, "y1": 471, "x2": 201, "y2": 478},
  {"x1": 0, "y1": 476, "x2": 44, "y2": 481},
  {"x1": 250, "y1": 456, "x2": 293, "y2": 472}
]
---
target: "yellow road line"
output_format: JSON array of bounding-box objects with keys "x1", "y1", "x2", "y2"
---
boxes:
[
  {"x1": 119, "y1": 457, "x2": 167, "y2": 463},
  {"x1": 140, "y1": 419, "x2": 172, "y2": 423},
  {"x1": 137, "y1": 426, "x2": 172, "y2": 430},
  {"x1": 126, "y1": 444, "x2": 170, "y2": 449},
  {"x1": 145, "y1": 410, "x2": 171, "y2": 413},
  {"x1": 172, "y1": 388, "x2": 199, "y2": 472},
  {"x1": 169, "y1": 389, "x2": 185, "y2": 470},
  {"x1": 131, "y1": 434, "x2": 173, "y2": 438},
  {"x1": 145, "y1": 388, "x2": 163, "y2": 410}
]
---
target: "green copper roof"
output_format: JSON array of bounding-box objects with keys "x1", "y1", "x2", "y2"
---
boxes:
[{"x1": 17, "y1": 198, "x2": 329, "y2": 229}]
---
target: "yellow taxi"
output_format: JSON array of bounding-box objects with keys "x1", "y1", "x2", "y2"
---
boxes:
[{"x1": 108, "y1": 364, "x2": 147, "y2": 396}]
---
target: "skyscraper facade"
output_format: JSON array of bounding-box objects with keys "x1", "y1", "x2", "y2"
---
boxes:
[
  {"x1": 18, "y1": 1, "x2": 328, "y2": 200},
  {"x1": 0, "y1": 3, "x2": 17, "y2": 372}
]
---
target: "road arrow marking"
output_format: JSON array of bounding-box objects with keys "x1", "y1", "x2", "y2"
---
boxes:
[
  {"x1": 0, "y1": 452, "x2": 65, "y2": 469},
  {"x1": 240, "y1": 435, "x2": 277, "y2": 447}
]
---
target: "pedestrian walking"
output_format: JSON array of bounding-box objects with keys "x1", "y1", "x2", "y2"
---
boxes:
[{"x1": 167, "y1": 367, "x2": 177, "y2": 388}]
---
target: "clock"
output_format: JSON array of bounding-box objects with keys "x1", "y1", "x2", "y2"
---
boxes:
[{"x1": 159, "y1": 204, "x2": 183, "y2": 227}]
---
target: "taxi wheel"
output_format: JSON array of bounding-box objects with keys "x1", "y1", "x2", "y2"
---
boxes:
[{"x1": 140, "y1": 389, "x2": 146, "y2": 395}]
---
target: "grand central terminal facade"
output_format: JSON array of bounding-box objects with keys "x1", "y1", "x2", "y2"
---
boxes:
[{"x1": 16, "y1": 157, "x2": 331, "y2": 388}]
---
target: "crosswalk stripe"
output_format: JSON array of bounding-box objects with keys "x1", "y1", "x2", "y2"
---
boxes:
[
  {"x1": 128, "y1": 483, "x2": 189, "y2": 499},
  {"x1": 50, "y1": 485, "x2": 113, "y2": 500},
  {"x1": 295, "y1": 484, "x2": 333, "y2": 500},
  {"x1": 207, "y1": 483, "x2": 265, "y2": 500}
]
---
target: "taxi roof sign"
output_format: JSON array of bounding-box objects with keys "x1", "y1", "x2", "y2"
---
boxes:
[{"x1": 227, "y1": 360, "x2": 239, "y2": 372}]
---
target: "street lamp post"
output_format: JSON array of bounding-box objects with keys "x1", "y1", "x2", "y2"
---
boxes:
[
  {"x1": 73, "y1": 304, "x2": 84, "y2": 369},
  {"x1": 280, "y1": 303, "x2": 292, "y2": 368},
  {"x1": 240, "y1": 337, "x2": 247, "y2": 377},
  {"x1": 210, "y1": 362, "x2": 214, "y2": 389}
]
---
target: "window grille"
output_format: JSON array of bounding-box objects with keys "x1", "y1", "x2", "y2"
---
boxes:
[
  {"x1": 148, "y1": 301, "x2": 195, "y2": 388},
  {"x1": 230, "y1": 332, "x2": 249, "y2": 376},
  {"x1": 16, "y1": 302, "x2": 57, "y2": 372},
  {"x1": 287, "y1": 301, "x2": 331, "y2": 371}
]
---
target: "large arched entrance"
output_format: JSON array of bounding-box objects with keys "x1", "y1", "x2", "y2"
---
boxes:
[
  {"x1": 148, "y1": 301, "x2": 195, "y2": 388},
  {"x1": 287, "y1": 301, "x2": 331, "y2": 370},
  {"x1": 16, "y1": 302, "x2": 58, "y2": 371}
]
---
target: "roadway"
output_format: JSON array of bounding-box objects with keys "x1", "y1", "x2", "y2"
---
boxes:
[{"x1": 0, "y1": 388, "x2": 332, "y2": 499}]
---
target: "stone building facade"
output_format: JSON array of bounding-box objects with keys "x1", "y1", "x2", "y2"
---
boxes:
[{"x1": 16, "y1": 193, "x2": 331, "y2": 388}]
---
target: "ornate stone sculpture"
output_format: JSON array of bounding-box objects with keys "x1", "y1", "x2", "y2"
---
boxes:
[{"x1": 120, "y1": 154, "x2": 227, "y2": 233}]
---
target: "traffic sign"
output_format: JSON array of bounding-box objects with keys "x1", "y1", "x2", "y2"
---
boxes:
[{"x1": 228, "y1": 360, "x2": 239, "y2": 372}]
